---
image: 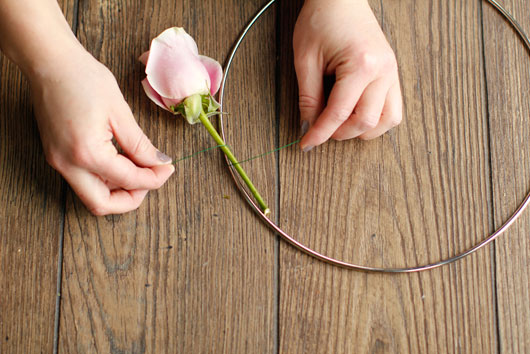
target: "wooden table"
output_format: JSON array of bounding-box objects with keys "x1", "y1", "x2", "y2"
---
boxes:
[{"x1": 1, "y1": 0, "x2": 529, "y2": 352}]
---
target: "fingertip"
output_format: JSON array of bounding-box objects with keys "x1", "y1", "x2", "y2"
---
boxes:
[
  {"x1": 151, "y1": 163, "x2": 175, "y2": 187},
  {"x1": 164, "y1": 163, "x2": 176, "y2": 177},
  {"x1": 111, "y1": 110, "x2": 170, "y2": 168},
  {"x1": 299, "y1": 115, "x2": 331, "y2": 151},
  {"x1": 156, "y1": 150, "x2": 173, "y2": 165},
  {"x1": 301, "y1": 144, "x2": 314, "y2": 153},
  {"x1": 94, "y1": 189, "x2": 149, "y2": 216},
  {"x1": 300, "y1": 120, "x2": 310, "y2": 137},
  {"x1": 299, "y1": 133, "x2": 316, "y2": 152}
]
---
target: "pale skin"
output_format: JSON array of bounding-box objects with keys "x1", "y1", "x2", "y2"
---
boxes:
[
  {"x1": 0, "y1": 0, "x2": 402, "y2": 215},
  {"x1": 296, "y1": 0, "x2": 402, "y2": 150}
]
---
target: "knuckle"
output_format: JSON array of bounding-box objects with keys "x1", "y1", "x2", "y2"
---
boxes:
[
  {"x1": 356, "y1": 51, "x2": 378, "y2": 74},
  {"x1": 132, "y1": 133, "x2": 152, "y2": 157},
  {"x1": 89, "y1": 206, "x2": 108, "y2": 216},
  {"x1": 358, "y1": 133, "x2": 375, "y2": 141},
  {"x1": 299, "y1": 94, "x2": 320, "y2": 112},
  {"x1": 331, "y1": 133, "x2": 345, "y2": 141},
  {"x1": 359, "y1": 117, "x2": 379, "y2": 131},
  {"x1": 87, "y1": 197, "x2": 108, "y2": 216},
  {"x1": 354, "y1": 108, "x2": 380, "y2": 130},
  {"x1": 120, "y1": 165, "x2": 137, "y2": 190},
  {"x1": 354, "y1": 50, "x2": 397, "y2": 76},
  {"x1": 293, "y1": 46, "x2": 314, "y2": 67},
  {"x1": 45, "y1": 150, "x2": 64, "y2": 171},
  {"x1": 71, "y1": 145, "x2": 95, "y2": 167},
  {"x1": 294, "y1": 53, "x2": 311, "y2": 70},
  {"x1": 294, "y1": 57, "x2": 313, "y2": 79},
  {"x1": 328, "y1": 107, "x2": 352, "y2": 125}
]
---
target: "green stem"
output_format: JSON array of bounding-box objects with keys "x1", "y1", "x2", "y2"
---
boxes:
[{"x1": 198, "y1": 111, "x2": 270, "y2": 216}]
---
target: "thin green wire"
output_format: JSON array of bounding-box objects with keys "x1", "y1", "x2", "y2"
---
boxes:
[
  {"x1": 173, "y1": 139, "x2": 301, "y2": 165},
  {"x1": 173, "y1": 144, "x2": 227, "y2": 164},
  {"x1": 227, "y1": 139, "x2": 301, "y2": 166}
]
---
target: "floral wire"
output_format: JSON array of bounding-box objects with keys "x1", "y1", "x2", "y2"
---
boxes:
[
  {"x1": 173, "y1": 139, "x2": 301, "y2": 165},
  {"x1": 173, "y1": 144, "x2": 227, "y2": 164},
  {"x1": 216, "y1": 0, "x2": 530, "y2": 273},
  {"x1": 227, "y1": 139, "x2": 301, "y2": 166}
]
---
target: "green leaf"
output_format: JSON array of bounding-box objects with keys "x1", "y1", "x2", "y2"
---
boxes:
[{"x1": 201, "y1": 93, "x2": 220, "y2": 115}]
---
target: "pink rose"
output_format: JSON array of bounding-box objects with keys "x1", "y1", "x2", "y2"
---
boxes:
[
  {"x1": 140, "y1": 27, "x2": 223, "y2": 119},
  {"x1": 140, "y1": 27, "x2": 270, "y2": 215}
]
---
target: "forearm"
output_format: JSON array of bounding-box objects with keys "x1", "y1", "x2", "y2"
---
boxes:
[{"x1": 0, "y1": 0, "x2": 82, "y2": 79}]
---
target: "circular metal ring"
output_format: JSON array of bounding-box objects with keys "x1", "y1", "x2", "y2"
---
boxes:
[{"x1": 218, "y1": 0, "x2": 530, "y2": 273}]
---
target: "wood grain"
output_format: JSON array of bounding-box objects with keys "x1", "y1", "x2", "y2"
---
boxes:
[
  {"x1": 0, "y1": 0, "x2": 75, "y2": 352},
  {"x1": 58, "y1": 0, "x2": 277, "y2": 352},
  {"x1": 482, "y1": 1, "x2": 530, "y2": 352},
  {"x1": 2, "y1": 0, "x2": 528, "y2": 351},
  {"x1": 278, "y1": 0, "x2": 497, "y2": 353}
]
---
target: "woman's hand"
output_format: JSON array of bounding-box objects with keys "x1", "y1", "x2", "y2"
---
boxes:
[
  {"x1": 30, "y1": 47, "x2": 174, "y2": 215},
  {"x1": 1, "y1": 0, "x2": 174, "y2": 215},
  {"x1": 294, "y1": 0, "x2": 403, "y2": 151}
]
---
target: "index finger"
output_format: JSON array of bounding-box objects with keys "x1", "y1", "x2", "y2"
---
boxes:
[
  {"x1": 93, "y1": 152, "x2": 175, "y2": 191},
  {"x1": 300, "y1": 72, "x2": 370, "y2": 151},
  {"x1": 64, "y1": 167, "x2": 149, "y2": 215}
]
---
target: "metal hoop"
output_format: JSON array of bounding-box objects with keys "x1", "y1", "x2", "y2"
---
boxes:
[{"x1": 218, "y1": 0, "x2": 530, "y2": 273}]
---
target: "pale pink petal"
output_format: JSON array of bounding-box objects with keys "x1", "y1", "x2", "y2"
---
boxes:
[
  {"x1": 161, "y1": 96, "x2": 183, "y2": 110},
  {"x1": 199, "y1": 55, "x2": 223, "y2": 96},
  {"x1": 155, "y1": 27, "x2": 198, "y2": 55},
  {"x1": 138, "y1": 51, "x2": 149, "y2": 65},
  {"x1": 141, "y1": 78, "x2": 168, "y2": 110},
  {"x1": 164, "y1": 27, "x2": 199, "y2": 55},
  {"x1": 146, "y1": 28, "x2": 210, "y2": 100}
]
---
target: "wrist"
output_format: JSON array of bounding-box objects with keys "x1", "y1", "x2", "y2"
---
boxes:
[
  {"x1": 0, "y1": 0, "x2": 85, "y2": 81},
  {"x1": 24, "y1": 37, "x2": 88, "y2": 85}
]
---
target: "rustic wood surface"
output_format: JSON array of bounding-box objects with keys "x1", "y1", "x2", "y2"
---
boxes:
[
  {"x1": 483, "y1": 1, "x2": 530, "y2": 353},
  {"x1": 0, "y1": 0, "x2": 528, "y2": 353},
  {"x1": 0, "y1": 0, "x2": 75, "y2": 352},
  {"x1": 278, "y1": 0, "x2": 496, "y2": 353}
]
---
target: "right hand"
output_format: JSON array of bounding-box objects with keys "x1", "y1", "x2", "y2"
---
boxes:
[
  {"x1": 30, "y1": 46, "x2": 174, "y2": 215},
  {"x1": 294, "y1": 0, "x2": 403, "y2": 151}
]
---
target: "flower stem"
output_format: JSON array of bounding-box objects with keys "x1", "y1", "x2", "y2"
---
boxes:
[{"x1": 198, "y1": 111, "x2": 270, "y2": 216}]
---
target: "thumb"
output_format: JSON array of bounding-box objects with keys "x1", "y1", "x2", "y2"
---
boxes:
[
  {"x1": 294, "y1": 56, "x2": 324, "y2": 135},
  {"x1": 111, "y1": 102, "x2": 172, "y2": 167}
]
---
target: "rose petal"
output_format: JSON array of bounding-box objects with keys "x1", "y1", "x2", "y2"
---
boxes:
[
  {"x1": 199, "y1": 55, "x2": 223, "y2": 96},
  {"x1": 141, "y1": 78, "x2": 168, "y2": 110},
  {"x1": 159, "y1": 27, "x2": 199, "y2": 55},
  {"x1": 161, "y1": 96, "x2": 183, "y2": 110},
  {"x1": 138, "y1": 51, "x2": 149, "y2": 65},
  {"x1": 145, "y1": 27, "x2": 210, "y2": 100}
]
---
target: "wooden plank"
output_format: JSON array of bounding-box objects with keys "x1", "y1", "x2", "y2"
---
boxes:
[
  {"x1": 482, "y1": 1, "x2": 530, "y2": 352},
  {"x1": 0, "y1": 0, "x2": 75, "y2": 352},
  {"x1": 58, "y1": 0, "x2": 277, "y2": 352},
  {"x1": 278, "y1": 0, "x2": 497, "y2": 353}
]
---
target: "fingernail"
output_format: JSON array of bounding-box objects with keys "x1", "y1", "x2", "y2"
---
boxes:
[
  {"x1": 302, "y1": 145, "x2": 314, "y2": 153},
  {"x1": 301, "y1": 121, "x2": 309, "y2": 136},
  {"x1": 157, "y1": 150, "x2": 172, "y2": 164}
]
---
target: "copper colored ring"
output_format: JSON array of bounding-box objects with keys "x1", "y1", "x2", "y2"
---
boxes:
[{"x1": 218, "y1": 0, "x2": 530, "y2": 272}]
